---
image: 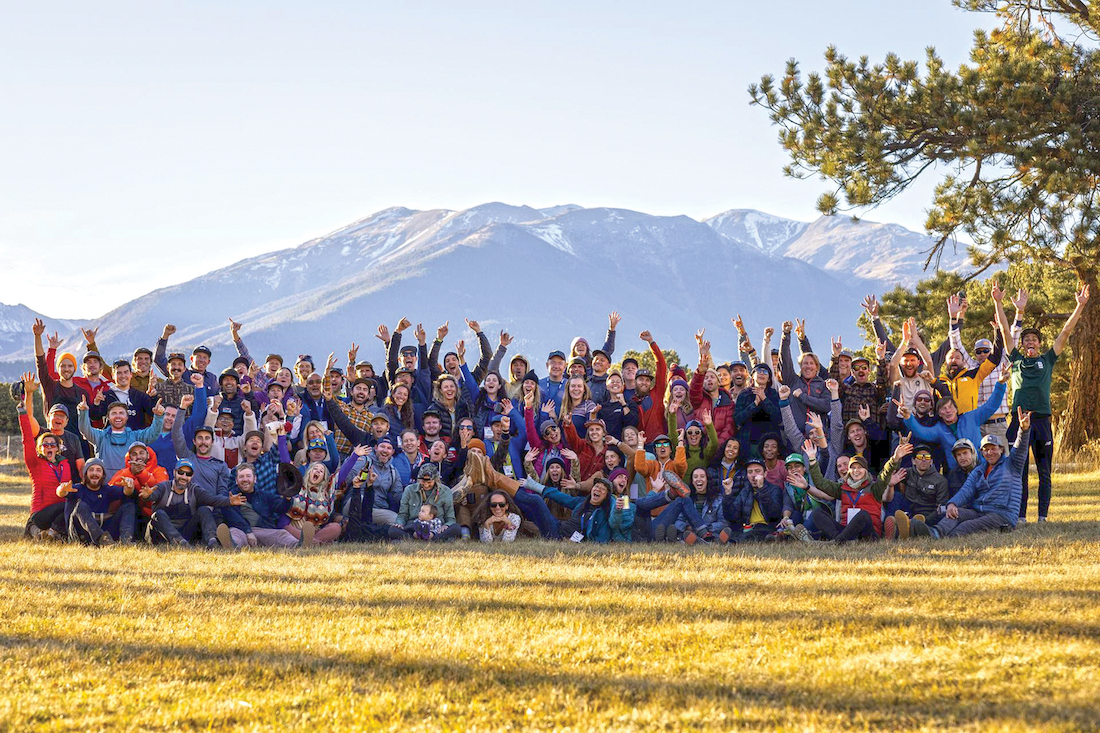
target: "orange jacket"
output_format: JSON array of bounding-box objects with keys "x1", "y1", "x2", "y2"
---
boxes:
[{"x1": 110, "y1": 448, "x2": 168, "y2": 517}]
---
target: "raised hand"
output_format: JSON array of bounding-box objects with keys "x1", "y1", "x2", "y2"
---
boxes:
[
  {"x1": 242, "y1": 400, "x2": 253, "y2": 416},
  {"x1": 179, "y1": 394, "x2": 195, "y2": 411},
  {"x1": 831, "y1": 336, "x2": 842, "y2": 357},
  {"x1": 414, "y1": 323, "x2": 427, "y2": 344},
  {"x1": 325, "y1": 352, "x2": 337, "y2": 372},
  {"x1": 285, "y1": 398, "x2": 300, "y2": 417},
  {"x1": 348, "y1": 342, "x2": 359, "y2": 363},
  {"x1": 899, "y1": 431, "x2": 911, "y2": 445},
  {"x1": 701, "y1": 408, "x2": 712, "y2": 426},
  {"x1": 436, "y1": 321, "x2": 450, "y2": 340},
  {"x1": 21, "y1": 371, "x2": 39, "y2": 394},
  {"x1": 152, "y1": 399, "x2": 165, "y2": 416},
  {"x1": 794, "y1": 318, "x2": 806, "y2": 340},
  {"x1": 229, "y1": 318, "x2": 243, "y2": 336},
  {"x1": 525, "y1": 447, "x2": 540, "y2": 462},
  {"x1": 763, "y1": 326, "x2": 775, "y2": 340},
  {"x1": 901, "y1": 318, "x2": 912, "y2": 345},
  {"x1": 919, "y1": 369, "x2": 935, "y2": 384},
  {"x1": 825, "y1": 378, "x2": 839, "y2": 397},
  {"x1": 162, "y1": 323, "x2": 177, "y2": 339},
  {"x1": 858, "y1": 404, "x2": 871, "y2": 422},
  {"x1": 722, "y1": 476, "x2": 735, "y2": 495},
  {"x1": 639, "y1": 330, "x2": 653, "y2": 343},
  {"x1": 541, "y1": 399, "x2": 556, "y2": 415},
  {"x1": 782, "y1": 320, "x2": 793, "y2": 335},
  {"x1": 465, "y1": 318, "x2": 481, "y2": 333},
  {"x1": 81, "y1": 326, "x2": 98, "y2": 343},
  {"x1": 875, "y1": 340, "x2": 888, "y2": 361},
  {"x1": 375, "y1": 324, "x2": 390, "y2": 343},
  {"x1": 947, "y1": 294, "x2": 961, "y2": 320},
  {"x1": 893, "y1": 441, "x2": 914, "y2": 462},
  {"x1": 861, "y1": 294, "x2": 880, "y2": 318},
  {"x1": 211, "y1": 394, "x2": 223, "y2": 410},
  {"x1": 892, "y1": 398, "x2": 911, "y2": 420},
  {"x1": 499, "y1": 330, "x2": 513, "y2": 347},
  {"x1": 455, "y1": 339, "x2": 466, "y2": 363},
  {"x1": 694, "y1": 328, "x2": 706, "y2": 344},
  {"x1": 1011, "y1": 288, "x2": 1029, "y2": 312},
  {"x1": 732, "y1": 314, "x2": 746, "y2": 334},
  {"x1": 92, "y1": 390, "x2": 106, "y2": 406},
  {"x1": 777, "y1": 384, "x2": 791, "y2": 401},
  {"x1": 802, "y1": 438, "x2": 817, "y2": 462},
  {"x1": 32, "y1": 319, "x2": 45, "y2": 337},
  {"x1": 1076, "y1": 283, "x2": 1091, "y2": 307},
  {"x1": 806, "y1": 411, "x2": 824, "y2": 435},
  {"x1": 1018, "y1": 407, "x2": 1032, "y2": 431},
  {"x1": 889, "y1": 468, "x2": 908, "y2": 487},
  {"x1": 608, "y1": 311, "x2": 622, "y2": 330},
  {"x1": 990, "y1": 280, "x2": 1004, "y2": 302},
  {"x1": 500, "y1": 398, "x2": 514, "y2": 415},
  {"x1": 48, "y1": 331, "x2": 62, "y2": 350},
  {"x1": 190, "y1": 373, "x2": 205, "y2": 388},
  {"x1": 560, "y1": 448, "x2": 578, "y2": 461}
]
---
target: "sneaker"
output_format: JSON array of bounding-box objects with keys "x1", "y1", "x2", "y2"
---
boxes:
[
  {"x1": 910, "y1": 519, "x2": 931, "y2": 537},
  {"x1": 299, "y1": 522, "x2": 316, "y2": 547},
  {"x1": 460, "y1": 527, "x2": 471, "y2": 541},
  {"x1": 43, "y1": 528, "x2": 64, "y2": 542},
  {"x1": 98, "y1": 534, "x2": 115, "y2": 547},
  {"x1": 662, "y1": 470, "x2": 690, "y2": 498},
  {"x1": 1037, "y1": 516, "x2": 1047, "y2": 523},
  {"x1": 718, "y1": 529, "x2": 731, "y2": 544},
  {"x1": 1017, "y1": 517, "x2": 1027, "y2": 525},
  {"x1": 884, "y1": 516, "x2": 897, "y2": 540},
  {"x1": 912, "y1": 514, "x2": 926, "y2": 523},
  {"x1": 683, "y1": 531, "x2": 698, "y2": 545},
  {"x1": 27, "y1": 525, "x2": 43, "y2": 541},
  {"x1": 664, "y1": 525, "x2": 679, "y2": 542},
  {"x1": 789, "y1": 524, "x2": 814, "y2": 543},
  {"x1": 216, "y1": 523, "x2": 234, "y2": 549},
  {"x1": 894, "y1": 510, "x2": 910, "y2": 540}
]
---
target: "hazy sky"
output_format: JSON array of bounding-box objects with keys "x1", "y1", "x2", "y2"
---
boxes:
[{"x1": 1, "y1": 1, "x2": 988, "y2": 318}]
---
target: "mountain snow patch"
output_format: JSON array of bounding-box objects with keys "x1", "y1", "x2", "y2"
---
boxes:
[{"x1": 527, "y1": 224, "x2": 575, "y2": 255}]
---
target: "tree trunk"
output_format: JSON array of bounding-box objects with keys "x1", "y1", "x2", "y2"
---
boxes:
[{"x1": 1056, "y1": 270, "x2": 1100, "y2": 454}]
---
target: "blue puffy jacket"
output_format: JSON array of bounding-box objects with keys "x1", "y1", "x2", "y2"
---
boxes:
[
  {"x1": 948, "y1": 426, "x2": 1030, "y2": 526},
  {"x1": 905, "y1": 382, "x2": 1006, "y2": 470}
]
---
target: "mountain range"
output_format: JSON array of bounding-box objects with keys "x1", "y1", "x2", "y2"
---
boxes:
[{"x1": 0, "y1": 204, "x2": 972, "y2": 381}]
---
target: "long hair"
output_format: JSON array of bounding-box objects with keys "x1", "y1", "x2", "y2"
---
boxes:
[
  {"x1": 689, "y1": 466, "x2": 719, "y2": 500},
  {"x1": 432, "y1": 374, "x2": 460, "y2": 409},
  {"x1": 385, "y1": 383, "x2": 416, "y2": 429},
  {"x1": 473, "y1": 371, "x2": 506, "y2": 415},
  {"x1": 559, "y1": 376, "x2": 591, "y2": 423},
  {"x1": 472, "y1": 489, "x2": 522, "y2": 528}
]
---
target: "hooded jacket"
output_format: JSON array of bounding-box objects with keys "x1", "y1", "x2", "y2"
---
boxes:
[
  {"x1": 78, "y1": 408, "x2": 165, "y2": 478},
  {"x1": 109, "y1": 445, "x2": 169, "y2": 517},
  {"x1": 733, "y1": 365, "x2": 782, "y2": 449},
  {"x1": 19, "y1": 411, "x2": 71, "y2": 514},
  {"x1": 722, "y1": 481, "x2": 791, "y2": 527},
  {"x1": 948, "y1": 427, "x2": 1030, "y2": 527},
  {"x1": 689, "y1": 369, "x2": 736, "y2": 444}
]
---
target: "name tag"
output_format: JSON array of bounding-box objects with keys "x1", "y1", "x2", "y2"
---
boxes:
[{"x1": 846, "y1": 508, "x2": 862, "y2": 524}]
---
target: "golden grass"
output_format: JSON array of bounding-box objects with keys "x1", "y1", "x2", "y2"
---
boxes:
[{"x1": 1, "y1": 462, "x2": 1098, "y2": 732}]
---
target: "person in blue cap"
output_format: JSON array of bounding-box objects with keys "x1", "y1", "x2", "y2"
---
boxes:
[{"x1": 140, "y1": 458, "x2": 246, "y2": 548}]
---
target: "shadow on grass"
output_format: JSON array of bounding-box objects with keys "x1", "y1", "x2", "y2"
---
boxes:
[{"x1": 0, "y1": 629, "x2": 1095, "y2": 729}]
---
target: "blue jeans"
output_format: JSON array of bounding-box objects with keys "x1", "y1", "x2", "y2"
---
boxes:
[
  {"x1": 629, "y1": 490, "x2": 674, "y2": 542},
  {"x1": 514, "y1": 489, "x2": 559, "y2": 539},
  {"x1": 653, "y1": 497, "x2": 707, "y2": 539}
]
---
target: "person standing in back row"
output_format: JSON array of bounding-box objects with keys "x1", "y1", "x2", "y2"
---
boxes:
[{"x1": 1006, "y1": 284, "x2": 1089, "y2": 524}]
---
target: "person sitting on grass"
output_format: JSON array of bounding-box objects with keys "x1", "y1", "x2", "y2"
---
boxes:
[
  {"x1": 107, "y1": 442, "x2": 167, "y2": 540},
  {"x1": 57, "y1": 458, "x2": 137, "y2": 546},
  {"x1": 522, "y1": 475, "x2": 615, "y2": 543},
  {"x1": 889, "y1": 443, "x2": 950, "y2": 539},
  {"x1": 910, "y1": 408, "x2": 1032, "y2": 539},
  {"x1": 410, "y1": 502, "x2": 445, "y2": 541},
  {"x1": 802, "y1": 439, "x2": 906, "y2": 543},
  {"x1": 947, "y1": 438, "x2": 978, "y2": 494},
  {"x1": 720, "y1": 457, "x2": 792, "y2": 543},
  {"x1": 17, "y1": 387, "x2": 72, "y2": 540},
  {"x1": 140, "y1": 458, "x2": 247, "y2": 549},
  {"x1": 654, "y1": 467, "x2": 726, "y2": 544},
  {"x1": 474, "y1": 491, "x2": 522, "y2": 543},
  {"x1": 390, "y1": 464, "x2": 461, "y2": 541}
]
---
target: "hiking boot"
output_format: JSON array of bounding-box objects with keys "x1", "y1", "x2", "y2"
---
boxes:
[
  {"x1": 912, "y1": 514, "x2": 926, "y2": 523},
  {"x1": 718, "y1": 529, "x2": 731, "y2": 544},
  {"x1": 1017, "y1": 517, "x2": 1027, "y2": 526},
  {"x1": 683, "y1": 530, "x2": 698, "y2": 545},
  {"x1": 662, "y1": 470, "x2": 690, "y2": 498},
  {"x1": 43, "y1": 528, "x2": 63, "y2": 542},
  {"x1": 216, "y1": 523, "x2": 234, "y2": 549},
  {"x1": 789, "y1": 524, "x2": 814, "y2": 543},
  {"x1": 664, "y1": 525, "x2": 679, "y2": 542},
  {"x1": 98, "y1": 534, "x2": 115, "y2": 547},
  {"x1": 910, "y1": 519, "x2": 931, "y2": 538},
  {"x1": 884, "y1": 516, "x2": 897, "y2": 540},
  {"x1": 894, "y1": 510, "x2": 910, "y2": 540},
  {"x1": 299, "y1": 522, "x2": 316, "y2": 547}
]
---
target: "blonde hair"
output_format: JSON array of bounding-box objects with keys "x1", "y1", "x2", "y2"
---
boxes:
[{"x1": 559, "y1": 376, "x2": 591, "y2": 422}]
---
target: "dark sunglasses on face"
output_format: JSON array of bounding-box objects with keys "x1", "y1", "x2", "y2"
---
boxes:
[
  {"x1": 490, "y1": 502, "x2": 507, "y2": 508},
  {"x1": 686, "y1": 430, "x2": 702, "y2": 436},
  {"x1": 176, "y1": 469, "x2": 193, "y2": 476},
  {"x1": 458, "y1": 425, "x2": 475, "y2": 431},
  {"x1": 975, "y1": 348, "x2": 991, "y2": 354},
  {"x1": 655, "y1": 440, "x2": 671, "y2": 446}
]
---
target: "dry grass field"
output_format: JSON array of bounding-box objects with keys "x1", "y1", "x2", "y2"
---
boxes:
[{"x1": 1, "y1": 461, "x2": 1098, "y2": 732}]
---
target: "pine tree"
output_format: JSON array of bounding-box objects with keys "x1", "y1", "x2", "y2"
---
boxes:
[{"x1": 750, "y1": 1, "x2": 1100, "y2": 452}]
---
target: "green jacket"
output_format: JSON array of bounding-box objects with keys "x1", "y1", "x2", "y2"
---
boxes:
[
  {"x1": 668, "y1": 412, "x2": 718, "y2": 479},
  {"x1": 397, "y1": 479, "x2": 456, "y2": 526}
]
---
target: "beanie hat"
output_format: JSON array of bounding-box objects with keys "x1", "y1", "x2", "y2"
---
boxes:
[
  {"x1": 608, "y1": 467, "x2": 628, "y2": 483},
  {"x1": 82, "y1": 457, "x2": 105, "y2": 483},
  {"x1": 466, "y1": 438, "x2": 486, "y2": 454}
]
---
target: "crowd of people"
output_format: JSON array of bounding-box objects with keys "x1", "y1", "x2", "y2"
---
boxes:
[{"x1": 14, "y1": 280, "x2": 1090, "y2": 548}]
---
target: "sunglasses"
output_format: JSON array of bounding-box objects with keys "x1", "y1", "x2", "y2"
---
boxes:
[
  {"x1": 853, "y1": 364, "x2": 870, "y2": 370},
  {"x1": 489, "y1": 502, "x2": 507, "y2": 508},
  {"x1": 458, "y1": 425, "x2": 475, "y2": 431},
  {"x1": 974, "y1": 348, "x2": 991, "y2": 354},
  {"x1": 176, "y1": 469, "x2": 193, "y2": 476},
  {"x1": 686, "y1": 430, "x2": 702, "y2": 436},
  {"x1": 654, "y1": 441, "x2": 671, "y2": 446}
]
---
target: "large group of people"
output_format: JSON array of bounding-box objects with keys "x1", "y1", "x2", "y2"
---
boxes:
[{"x1": 15, "y1": 280, "x2": 1089, "y2": 548}]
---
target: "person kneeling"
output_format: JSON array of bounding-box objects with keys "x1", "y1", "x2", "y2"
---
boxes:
[{"x1": 912, "y1": 408, "x2": 1032, "y2": 539}]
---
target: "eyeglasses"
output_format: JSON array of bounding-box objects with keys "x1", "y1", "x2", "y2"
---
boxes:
[
  {"x1": 458, "y1": 425, "x2": 475, "y2": 431},
  {"x1": 686, "y1": 430, "x2": 702, "y2": 436},
  {"x1": 915, "y1": 397, "x2": 932, "y2": 403},
  {"x1": 974, "y1": 348, "x2": 991, "y2": 354},
  {"x1": 176, "y1": 469, "x2": 193, "y2": 476},
  {"x1": 654, "y1": 441, "x2": 671, "y2": 447},
  {"x1": 489, "y1": 502, "x2": 507, "y2": 508}
]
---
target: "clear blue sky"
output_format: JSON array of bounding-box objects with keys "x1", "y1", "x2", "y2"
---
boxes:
[{"x1": 0, "y1": 1, "x2": 988, "y2": 318}]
